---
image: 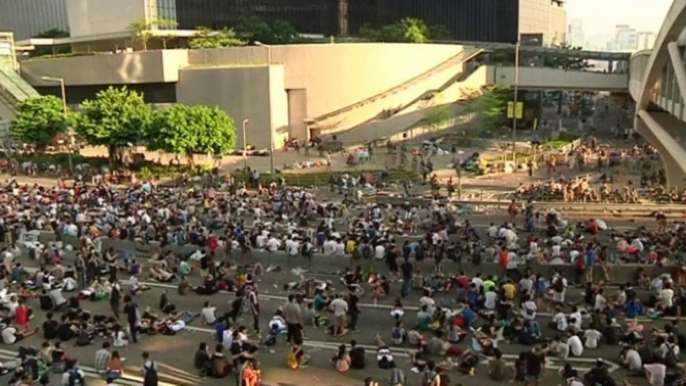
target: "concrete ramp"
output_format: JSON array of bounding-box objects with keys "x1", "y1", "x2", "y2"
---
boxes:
[{"x1": 309, "y1": 48, "x2": 483, "y2": 136}]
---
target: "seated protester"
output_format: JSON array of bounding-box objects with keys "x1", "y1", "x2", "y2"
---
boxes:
[
  {"x1": 331, "y1": 345, "x2": 351, "y2": 373},
  {"x1": 195, "y1": 275, "x2": 218, "y2": 296},
  {"x1": 75, "y1": 322, "x2": 94, "y2": 346},
  {"x1": 410, "y1": 342, "x2": 429, "y2": 371},
  {"x1": 415, "y1": 305, "x2": 433, "y2": 331},
  {"x1": 428, "y1": 330, "x2": 463, "y2": 357},
  {"x1": 374, "y1": 337, "x2": 395, "y2": 369},
  {"x1": 567, "y1": 332, "x2": 584, "y2": 357},
  {"x1": 584, "y1": 328, "x2": 602, "y2": 349},
  {"x1": 1, "y1": 320, "x2": 38, "y2": 344},
  {"x1": 488, "y1": 349, "x2": 507, "y2": 381},
  {"x1": 159, "y1": 290, "x2": 176, "y2": 314},
  {"x1": 178, "y1": 276, "x2": 191, "y2": 296},
  {"x1": 210, "y1": 344, "x2": 232, "y2": 378},
  {"x1": 549, "y1": 307, "x2": 568, "y2": 332},
  {"x1": 47, "y1": 285, "x2": 67, "y2": 310},
  {"x1": 349, "y1": 340, "x2": 366, "y2": 370},
  {"x1": 313, "y1": 291, "x2": 329, "y2": 311},
  {"x1": 140, "y1": 307, "x2": 160, "y2": 334},
  {"x1": 194, "y1": 343, "x2": 212, "y2": 376},
  {"x1": 57, "y1": 315, "x2": 76, "y2": 341},
  {"x1": 39, "y1": 290, "x2": 54, "y2": 311},
  {"x1": 61, "y1": 359, "x2": 86, "y2": 386},
  {"x1": 457, "y1": 350, "x2": 480, "y2": 375},
  {"x1": 111, "y1": 325, "x2": 129, "y2": 347},
  {"x1": 446, "y1": 323, "x2": 467, "y2": 344},
  {"x1": 391, "y1": 321, "x2": 406, "y2": 345},
  {"x1": 42, "y1": 312, "x2": 59, "y2": 340},
  {"x1": 584, "y1": 359, "x2": 617, "y2": 386},
  {"x1": 407, "y1": 328, "x2": 424, "y2": 346},
  {"x1": 129, "y1": 275, "x2": 150, "y2": 295},
  {"x1": 202, "y1": 301, "x2": 218, "y2": 325},
  {"x1": 50, "y1": 341, "x2": 67, "y2": 373},
  {"x1": 149, "y1": 267, "x2": 175, "y2": 283},
  {"x1": 619, "y1": 345, "x2": 643, "y2": 372},
  {"x1": 287, "y1": 336, "x2": 307, "y2": 370},
  {"x1": 658, "y1": 336, "x2": 680, "y2": 367}
]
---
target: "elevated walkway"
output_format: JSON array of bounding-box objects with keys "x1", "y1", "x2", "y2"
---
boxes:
[
  {"x1": 308, "y1": 47, "x2": 483, "y2": 136},
  {"x1": 487, "y1": 66, "x2": 629, "y2": 91}
]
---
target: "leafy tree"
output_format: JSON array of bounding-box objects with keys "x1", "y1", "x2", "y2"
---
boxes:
[
  {"x1": 129, "y1": 16, "x2": 178, "y2": 50},
  {"x1": 9, "y1": 96, "x2": 68, "y2": 148},
  {"x1": 189, "y1": 27, "x2": 246, "y2": 49},
  {"x1": 236, "y1": 16, "x2": 299, "y2": 44},
  {"x1": 356, "y1": 18, "x2": 448, "y2": 43},
  {"x1": 424, "y1": 105, "x2": 452, "y2": 132},
  {"x1": 146, "y1": 104, "x2": 236, "y2": 166},
  {"x1": 75, "y1": 86, "x2": 151, "y2": 165},
  {"x1": 477, "y1": 85, "x2": 514, "y2": 132}
]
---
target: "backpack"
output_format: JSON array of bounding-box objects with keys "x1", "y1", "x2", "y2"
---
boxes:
[
  {"x1": 392, "y1": 328, "x2": 402, "y2": 341},
  {"x1": 664, "y1": 343, "x2": 678, "y2": 367},
  {"x1": 143, "y1": 362, "x2": 159, "y2": 386},
  {"x1": 553, "y1": 278, "x2": 564, "y2": 293},
  {"x1": 68, "y1": 369, "x2": 84, "y2": 386}
]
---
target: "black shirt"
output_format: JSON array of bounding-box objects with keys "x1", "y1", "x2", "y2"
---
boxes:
[
  {"x1": 124, "y1": 302, "x2": 138, "y2": 324},
  {"x1": 526, "y1": 351, "x2": 544, "y2": 375},
  {"x1": 43, "y1": 320, "x2": 59, "y2": 340},
  {"x1": 349, "y1": 346, "x2": 366, "y2": 369},
  {"x1": 57, "y1": 323, "x2": 73, "y2": 341}
]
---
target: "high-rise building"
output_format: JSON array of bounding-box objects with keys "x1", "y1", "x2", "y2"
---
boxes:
[
  {"x1": 0, "y1": 0, "x2": 69, "y2": 40},
  {"x1": 637, "y1": 31, "x2": 657, "y2": 50},
  {"x1": 518, "y1": 0, "x2": 567, "y2": 46},
  {"x1": 66, "y1": 0, "x2": 177, "y2": 38},
  {"x1": 175, "y1": 0, "x2": 520, "y2": 44},
  {"x1": 568, "y1": 18, "x2": 584, "y2": 48},
  {"x1": 614, "y1": 24, "x2": 638, "y2": 51}
]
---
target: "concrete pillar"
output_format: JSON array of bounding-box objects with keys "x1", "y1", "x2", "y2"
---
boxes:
[
  {"x1": 608, "y1": 60, "x2": 614, "y2": 73},
  {"x1": 635, "y1": 116, "x2": 686, "y2": 189}
]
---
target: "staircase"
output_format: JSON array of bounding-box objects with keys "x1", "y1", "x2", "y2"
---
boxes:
[{"x1": 0, "y1": 66, "x2": 40, "y2": 120}]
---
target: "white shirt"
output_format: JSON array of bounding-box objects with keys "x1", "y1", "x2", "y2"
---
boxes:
[
  {"x1": 1, "y1": 327, "x2": 16, "y2": 344},
  {"x1": 201, "y1": 306, "x2": 216, "y2": 324},
  {"x1": 323, "y1": 240, "x2": 337, "y2": 255},
  {"x1": 267, "y1": 237, "x2": 281, "y2": 252},
  {"x1": 255, "y1": 235, "x2": 266, "y2": 249},
  {"x1": 659, "y1": 288, "x2": 674, "y2": 308},
  {"x1": 644, "y1": 363, "x2": 666, "y2": 386},
  {"x1": 484, "y1": 291, "x2": 497, "y2": 309},
  {"x1": 584, "y1": 329, "x2": 601, "y2": 349},
  {"x1": 569, "y1": 311, "x2": 582, "y2": 330},
  {"x1": 335, "y1": 242, "x2": 346, "y2": 256},
  {"x1": 222, "y1": 328, "x2": 234, "y2": 350},
  {"x1": 419, "y1": 296, "x2": 436, "y2": 313},
  {"x1": 659, "y1": 342, "x2": 680, "y2": 359},
  {"x1": 594, "y1": 294, "x2": 607, "y2": 310},
  {"x1": 375, "y1": 245, "x2": 385, "y2": 260},
  {"x1": 567, "y1": 335, "x2": 583, "y2": 356},
  {"x1": 553, "y1": 312, "x2": 568, "y2": 331},
  {"x1": 522, "y1": 300, "x2": 537, "y2": 320},
  {"x1": 625, "y1": 349, "x2": 642, "y2": 371},
  {"x1": 112, "y1": 330, "x2": 128, "y2": 347},
  {"x1": 286, "y1": 239, "x2": 300, "y2": 256}
]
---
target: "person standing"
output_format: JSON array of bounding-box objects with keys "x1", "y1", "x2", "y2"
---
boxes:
[
  {"x1": 283, "y1": 294, "x2": 302, "y2": 344},
  {"x1": 347, "y1": 292, "x2": 360, "y2": 332},
  {"x1": 525, "y1": 346, "x2": 545, "y2": 386},
  {"x1": 141, "y1": 351, "x2": 158, "y2": 386},
  {"x1": 109, "y1": 281, "x2": 121, "y2": 319},
  {"x1": 123, "y1": 295, "x2": 139, "y2": 344},
  {"x1": 400, "y1": 258, "x2": 413, "y2": 298},
  {"x1": 245, "y1": 283, "x2": 260, "y2": 333}
]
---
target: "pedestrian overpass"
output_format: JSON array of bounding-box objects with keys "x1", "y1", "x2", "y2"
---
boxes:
[
  {"x1": 484, "y1": 66, "x2": 629, "y2": 92},
  {"x1": 628, "y1": 0, "x2": 686, "y2": 189}
]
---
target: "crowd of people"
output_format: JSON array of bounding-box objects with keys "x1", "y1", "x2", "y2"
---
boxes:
[{"x1": 0, "y1": 161, "x2": 683, "y2": 386}]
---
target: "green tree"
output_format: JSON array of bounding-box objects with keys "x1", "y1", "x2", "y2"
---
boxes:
[
  {"x1": 424, "y1": 105, "x2": 452, "y2": 132},
  {"x1": 189, "y1": 27, "x2": 246, "y2": 49},
  {"x1": 477, "y1": 85, "x2": 514, "y2": 132},
  {"x1": 356, "y1": 18, "x2": 446, "y2": 43},
  {"x1": 236, "y1": 16, "x2": 298, "y2": 44},
  {"x1": 400, "y1": 18, "x2": 429, "y2": 43},
  {"x1": 427, "y1": 24, "x2": 451, "y2": 40},
  {"x1": 146, "y1": 104, "x2": 236, "y2": 166},
  {"x1": 75, "y1": 86, "x2": 151, "y2": 165},
  {"x1": 129, "y1": 16, "x2": 178, "y2": 50},
  {"x1": 9, "y1": 96, "x2": 68, "y2": 148}
]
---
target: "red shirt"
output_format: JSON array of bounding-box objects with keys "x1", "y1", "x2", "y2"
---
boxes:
[
  {"x1": 208, "y1": 236, "x2": 218, "y2": 251},
  {"x1": 16, "y1": 305, "x2": 28, "y2": 325},
  {"x1": 499, "y1": 251, "x2": 509, "y2": 267}
]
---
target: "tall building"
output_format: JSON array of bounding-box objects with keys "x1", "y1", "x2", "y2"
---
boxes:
[
  {"x1": 0, "y1": 0, "x2": 69, "y2": 40},
  {"x1": 614, "y1": 24, "x2": 638, "y2": 51},
  {"x1": 637, "y1": 31, "x2": 657, "y2": 50},
  {"x1": 568, "y1": 18, "x2": 584, "y2": 48},
  {"x1": 518, "y1": 0, "x2": 567, "y2": 46},
  {"x1": 66, "y1": 0, "x2": 178, "y2": 38},
  {"x1": 175, "y1": 0, "x2": 520, "y2": 43}
]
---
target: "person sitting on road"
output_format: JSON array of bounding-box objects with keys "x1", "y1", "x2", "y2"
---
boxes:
[{"x1": 148, "y1": 266, "x2": 175, "y2": 283}]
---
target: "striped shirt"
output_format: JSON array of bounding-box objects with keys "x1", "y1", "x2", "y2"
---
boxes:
[{"x1": 94, "y1": 349, "x2": 111, "y2": 373}]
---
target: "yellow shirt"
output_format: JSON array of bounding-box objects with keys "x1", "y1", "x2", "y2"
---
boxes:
[
  {"x1": 346, "y1": 240, "x2": 356, "y2": 255},
  {"x1": 503, "y1": 283, "x2": 516, "y2": 300}
]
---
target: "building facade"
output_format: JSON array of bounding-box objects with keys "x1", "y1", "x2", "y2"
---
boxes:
[
  {"x1": 0, "y1": 0, "x2": 69, "y2": 40},
  {"x1": 518, "y1": 0, "x2": 567, "y2": 46},
  {"x1": 66, "y1": 0, "x2": 178, "y2": 38},
  {"x1": 175, "y1": 0, "x2": 520, "y2": 43},
  {"x1": 568, "y1": 18, "x2": 584, "y2": 47},
  {"x1": 614, "y1": 24, "x2": 638, "y2": 51},
  {"x1": 637, "y1": 31, "x2": 657, "y2": 51}
]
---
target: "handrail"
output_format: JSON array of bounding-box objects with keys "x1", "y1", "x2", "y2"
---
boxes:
[
  {"x1": 0, "y1": 68, "x2": 37, "y2": 99},
  {"x1": 0, "y1": 71, "x2": 25, "y2": 106},
  {"x1": 306, "y1": 47, "x2": 483, "y2": 126}
]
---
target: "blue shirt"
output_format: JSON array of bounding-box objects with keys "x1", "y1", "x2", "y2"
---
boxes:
[
  {"x1": 215, "y1": 322, "x2": 227, "y2": 342},
  {"x1": 462, "y1": 307, "x2": 476, "y2": 326},
  {"x1": 585, "y1": 250, "x2": 596, "y2": 267}
]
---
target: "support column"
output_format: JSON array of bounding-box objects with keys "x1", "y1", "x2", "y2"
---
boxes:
[
  {"x1": 667, "y1": 42, "x2": 686, "y2": 104},
  {"x1": 635, "y1": 114, "x2": 686, "y2": 189}
]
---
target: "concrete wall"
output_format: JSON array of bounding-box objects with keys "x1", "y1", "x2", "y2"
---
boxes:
[
  {"x1": 491, "y1": 66, "x2": 629, "y2": 91},
  {"x1": 176, "y1": 65, "x2": 287, "y2": 149},
  {"x1": 630, "y1": 50, "x2": 652, "y2": 101},
  {"x1": 187, "y1": 44, "x2": 465, "y2": 119},
  {"x1": 67, "y1": 0, "x2": 146, "y2": 38},
  {"x1": 20, "y1": 50, "x2": 189, "y2": 86}
]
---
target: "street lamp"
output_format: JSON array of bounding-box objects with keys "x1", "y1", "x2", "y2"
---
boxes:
[
  {"x1": 254, "y1": 41, "x2": 275, "y2": 179},
  {"x1": 41, "y1": 75, "x2": 73, "y2": 173},
  {"x1": 511, "y1": 38, "x2": 539, "y2": 163},
  {"x1": 242, "y1": 118, "x2": 249, "y2": 171}
]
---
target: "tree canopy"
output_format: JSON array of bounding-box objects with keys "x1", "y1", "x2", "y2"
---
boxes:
[
  {"x1": 129, "y1": 16, "x2": 178, "y2": 50},
  {"x1": 9, "y1": 96, "x2": 68, "y2": 148},
  {"x1": 236, "y1": 16, "x2": 299, "y2": 44},
  {"x1": 75, "y1": 86, "x2": 151, "y2": 162},
  {"x1": 146, "y1": 104, "x2": 236, "y2": 165},
  {"x1": 477, "y1": 85, "x2": 514, "y2": 132},
  {"x1": 189, "y1": 27, "x2": 246, "y2": 49},
  {"x1": 358, "y1": 18, "x2": 450, "y2": 43}
]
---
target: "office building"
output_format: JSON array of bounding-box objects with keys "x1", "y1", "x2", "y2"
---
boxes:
[
  {"x1": 568, "y1": 18, "x2": 584, "y2": 48},
  {"x1": 66, "y1": 0, "x2": 177, "y2": 38},
  {"x1": 614, "y1": 24, "x2": 638, "y2": 51},
  {"x1": 519, "y1": 0, "x2": 567, "y2": 46},
  {"x1": 175, "y1": 0, "x2": 520, "y2": 43},
  {"x1": 637, "y1": 31, "x2": 656, "y2": 50},
  {"x1": 0, "y1": 0, "x2": 69, "y2": 40}
]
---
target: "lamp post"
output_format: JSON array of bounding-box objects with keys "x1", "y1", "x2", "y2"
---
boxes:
[
  {"x1": 254, "y1": 41, "x2": 275, "y2": 179},
  {"x1": 41, "y1": 75, "x2": 73, "y2": 173},
  {"x1": 242, "y1": 118, "x2": 249, "y2": 171},
  {"x1": 511, "y1": 38, "x2": 539, "y2": 163}
]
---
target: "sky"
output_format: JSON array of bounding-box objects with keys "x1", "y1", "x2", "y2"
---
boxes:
[{"x1": 567, "y1": 0, "x2": 673, "y2": 37}]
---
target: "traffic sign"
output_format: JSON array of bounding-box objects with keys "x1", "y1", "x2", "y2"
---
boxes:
[{"x1": 507, "y1": 102, "x2": 524, "y2": 119}]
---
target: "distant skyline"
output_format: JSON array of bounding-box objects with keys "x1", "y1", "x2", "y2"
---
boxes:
[{"x1": 567, "y1": 0, "x2": 673, "y2": 37}]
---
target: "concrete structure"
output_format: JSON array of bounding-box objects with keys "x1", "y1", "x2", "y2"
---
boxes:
[
  {"x1": 488, "y1": 66, "x2": 628, "y2": 92},
  {"x1": 20, "y1": 43, "x2": 476, "y2": 148},
  {"x1": 67, "y1": 0, "x2": 177, "y2": 38},
  {"x1": 568, "y1": 18, "x2": 584, "y2": 48},
  {"x1": 614, "y1": 24, "x2": 638, "y2": 51},
  {"x1": 0, "y1": 0, "x2": 69, "y2": 40},
  {"x1": 518, "y1": 0, "x2": 567, "y2": 46},
  {"x1": 629, "y1": 0, "x2": 686, "y2": 189}
]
